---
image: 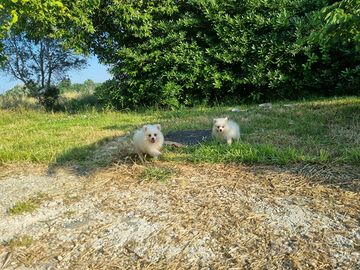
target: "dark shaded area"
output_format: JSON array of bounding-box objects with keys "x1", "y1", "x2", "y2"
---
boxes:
[{"x1": 164, "y1": 130, "x2": 212, "y2": 146}]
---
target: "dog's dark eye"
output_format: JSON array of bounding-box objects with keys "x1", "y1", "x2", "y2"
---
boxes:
[
  {"x1": 222, "y1": 126, "x2": 225, "y2": 128},
  {"x1": 217, "y1": 126, "x2": 220, "y2": 128},
  {"x1": 148, "y1": 134, "x2": 151, "y2": 137},
  {"x1": 154, "y1": 134, "x2": 157, "y2": 136}
]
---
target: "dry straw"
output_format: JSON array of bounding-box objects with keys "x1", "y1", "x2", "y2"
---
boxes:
[{"x1": 1, "y1": 161, "x2": 359, "y2": 269}]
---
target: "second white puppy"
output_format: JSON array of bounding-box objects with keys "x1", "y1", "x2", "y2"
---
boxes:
[
  {"x1": 133, "y1": 124, "x2": 164, "y2": 158},
  {"x1": 212, "y1": 117, "x2": 240, "y2": 145}
]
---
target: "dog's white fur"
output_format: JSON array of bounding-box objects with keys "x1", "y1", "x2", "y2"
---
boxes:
[
  {"x1": 212, "y1": 117, "x2": 240, "y2": 145},
  {"x1": 133, "y1": 124, "x2": 164, "y2": 158}
]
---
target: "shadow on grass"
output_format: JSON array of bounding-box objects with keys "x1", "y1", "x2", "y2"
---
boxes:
[
  {"x1": 43, "y1": 129, "x2": 360, "y2": 197},
  {"x1": 55, "y1": 139, "x2": 106, "y2": 164},
  {"x1": 46, "y1": 96, "x2": 360, "y2": 191},
  {"x1": 52, "y1": 135, "x2": 135, "y2": 174}
]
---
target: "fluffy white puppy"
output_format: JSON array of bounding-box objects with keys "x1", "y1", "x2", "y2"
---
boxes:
[
  {"x1": 212, "y1": 117, "x2": 240, "y2": 145},
  {"x1": 133, "y1": 124, "x2": 164, "y2": 158}
]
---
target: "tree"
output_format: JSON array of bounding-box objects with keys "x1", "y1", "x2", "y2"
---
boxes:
[
  {"x1": 303, "y1": 0, "x2": 360, "y2": 49},
  {"x1": 1, "y1": 0, "x2": 99, "y2": 66},
  {"x1": 0, "y1": 2, "x2": 17, "y2": 66},
  {"x1": 5, "y1": 83, "x2": 30, "y2": 96},
  {"x1": 1, "y1": 32, "x2": 88, "y2": 99},
  {"x1": 84, "y1": 79, "x2": 95, "y2": 91},
  {"x1": 57, "y1": 78, "x2": 72, "y2": 93},
  {"x1": 1, "y1": 0, "x2": 66, "y2": 66},
  {"x1": 71, "y1": 83, "x2": 87, "y2": 92}
]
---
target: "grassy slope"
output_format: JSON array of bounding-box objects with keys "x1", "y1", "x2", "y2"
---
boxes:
[{"x1": 0, "y1": 95, "x2": 359, "y2": 166}]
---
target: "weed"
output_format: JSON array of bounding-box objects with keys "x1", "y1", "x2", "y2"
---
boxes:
[
  {"x1": 8, "y1": 235, "x2": 33, "y2": 248},
  {"x1": 64, "y1": 194, "x2": 81, "y2": 205},
  {"x1": 137, "y1": 165, "x2": 175, "y2": 182},
  {"x1": 8, "y1": 192, "x2": 47, "y2": 215},
  {"x1": 8, "y1": 202, "x2": 38, "y2": 215},
  {"x1": 64, "y1": 211, "x2": 76, "y2": 218},
  {"x1": 29, "y1": 192, "x2": 47, "y2": 204}
]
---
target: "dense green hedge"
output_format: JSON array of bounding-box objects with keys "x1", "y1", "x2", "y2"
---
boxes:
[{"x1": 90, "y1": 0, "x2": 360, "y2": 108}]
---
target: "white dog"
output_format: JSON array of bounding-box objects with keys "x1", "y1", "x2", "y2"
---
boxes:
[
  {"x1": 212, "y1": 117, "x2": 240, "y2": 145},
  {"x1": 133, "y1": 124, "x2": 164, "y2": 158}
]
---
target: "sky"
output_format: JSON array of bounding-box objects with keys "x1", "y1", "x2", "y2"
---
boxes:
[{"x1": 0, "y1": 57, "x2": 113, "y2": 95}]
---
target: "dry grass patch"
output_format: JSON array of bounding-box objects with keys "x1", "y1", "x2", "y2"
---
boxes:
[
  {"x1": 0, "y1": 162, "x2": 49, "y2": 177},
  {"x1": 2, "y1": 162, "x2": 357, "y2": 269},
  {"x1": 89, "y1": 162, "x2": 360, "y2": 268}
]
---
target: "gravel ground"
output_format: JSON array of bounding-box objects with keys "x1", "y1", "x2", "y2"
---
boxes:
[{"x1": 0, "y1": 137, "x2": 359, "y2": 269}]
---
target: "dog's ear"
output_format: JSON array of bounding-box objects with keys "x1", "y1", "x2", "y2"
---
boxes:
[
  {"x1": 224, "y1": 117, "x2": 228, "y2": 122},
  {"x1": 213, "y1": 118, "x2": 217, "y2": 123},
  {"x1": 142, "y1": 125, "x2": 148, "y2": 132},
  {"x1": 155, "y1": 124, "x2": 161, "y2": 131}
]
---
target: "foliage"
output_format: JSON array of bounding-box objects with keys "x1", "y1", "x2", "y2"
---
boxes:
[
  {"x1": 58, "y1": 90, "x2": 100, "y2": 111},
  {"x1": 0, "y1": 94, "x2": 38, "y2": 110},
  {"x1": 5, "y1": 84, "x2": 30, "y2": 96},
  {"x1": 87, "y1": 0, "x2": 360, "y2": 108},
  {"x1": 43, "y1": 86, "x2": 60, "y2": 111},
  {"x1": 57, "y1": 78, "x2": 72, "y2": 93},
  {"x1": 0, "y1": 0, "x2": 99, "y2": 66},
  {"x1": 94, "y1": 79, "x2": 129, "y2": 109},
  {"x1": 0, "y1": 1, "x2": 18, "y2": 65},
  {"x1": 0, "y1": 88, "x2": 100, "y2": 111},
  {"x1": 83, "y1": 79, "x2": 95, "y2": 90},
  {"x1": 57, "y1": 78, "x2": 102, "y2": 94},
  {"x1": 302, "y1": 0, "x2": 360, "y2": 50},
  {"x1": 3, "y1": 0, "x2": 359, "y2": 108}
]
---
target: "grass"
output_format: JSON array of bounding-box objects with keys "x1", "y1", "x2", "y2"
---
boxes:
[
  {"x1": 0, "y1": 94, "x2": 360, "y2": 167},
  {"x1": 64, "y1": 194, "x2": 81, "y2": 205},
  {"x1": 8, "y1": 192, "x2": 47, "y2": 215},
  {"x1": 7, "y1": 201, "x2": 38, "y2": 215},
  {"x1": 182, "y1": 142, "x2": 308, "y2": 165},
  {"x1": 8, "y1": 235, "x2": 33, "y2": 248},
  {"x1": 64, "y1": 210, "x2": 76, "y2": 218},
  {"x1": 136, "y1": 165, "x2": 176, "y2": 182}
]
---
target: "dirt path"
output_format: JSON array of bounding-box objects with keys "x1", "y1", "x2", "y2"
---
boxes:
[{"x1": 1, "y1": 159, "x2": 359, "y2": 269}]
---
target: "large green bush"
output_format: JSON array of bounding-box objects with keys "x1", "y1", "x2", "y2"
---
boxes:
[
  {"x1": 94, "y1": 78, "x2": 129, "y2": 109},
  {"x1": 43, "y1": 86, "x2": 60, "y2": 111},
  {"x1": 90, "y1": 0, "x2": 360, "y2": 108}
]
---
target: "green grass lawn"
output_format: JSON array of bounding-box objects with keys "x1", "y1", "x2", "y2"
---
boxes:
[{"x1": 1, "y1": 95, "x2": 359, "y2": 167}]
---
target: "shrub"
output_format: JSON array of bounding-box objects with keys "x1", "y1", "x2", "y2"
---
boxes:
[
  {"x1": 43, "y1": 86, "x2": 60, "y2": 111},
  {"x1": 94, "y1": 78, "x2": 129, "y2": 109},
  {"x1": 90, "y1": 0, "x2": 360, "y2": 108}
]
